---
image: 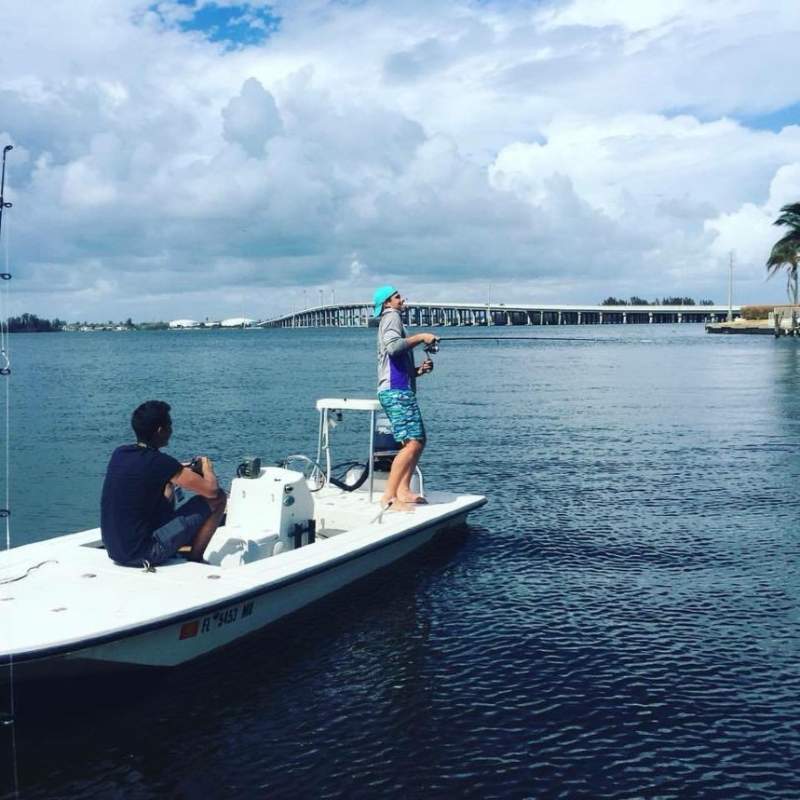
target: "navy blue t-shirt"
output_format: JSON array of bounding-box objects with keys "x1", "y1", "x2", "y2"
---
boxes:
[{"x1": 100, "y1": 444, "x2": 183, "y2": 564}]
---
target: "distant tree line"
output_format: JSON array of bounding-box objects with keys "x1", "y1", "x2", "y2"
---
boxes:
[
  {"x1": 6, "y1": 313, "x2": 66, "y2": 332},
  {"x1": 3, "y1": 315, "x2": 175, "y2": 332},
  {"x1": 600, "y1": 296, "x2": 715, "y2": 306},
  {"x1": 66, "y1": 319, "x2": 169, "y2": 330}
]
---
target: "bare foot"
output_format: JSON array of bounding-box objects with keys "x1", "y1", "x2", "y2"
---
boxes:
[
  {"x1": 387, "y1": 500, "x2": 416, "y2": 513},
  {"x1": 397, "y1": 493, "x2": 428, "y2": 505}
]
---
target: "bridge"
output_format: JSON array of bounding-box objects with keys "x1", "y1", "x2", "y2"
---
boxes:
[{"x1": 263, "y1": 302, "x2": 741, "y2": 328}]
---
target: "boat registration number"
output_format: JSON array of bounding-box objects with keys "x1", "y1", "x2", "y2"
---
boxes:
[{"x1": 179, "y1": 600, "x2": 255, "y2": 640}]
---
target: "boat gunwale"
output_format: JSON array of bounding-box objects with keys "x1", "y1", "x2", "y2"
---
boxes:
[{"x1": 2, "y1": 496, "x2": 486, "y2": 665}]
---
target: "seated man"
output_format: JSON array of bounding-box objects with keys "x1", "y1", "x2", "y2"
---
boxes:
[{"x1": 101, "y1": 400, "x2": 226, "y2": 567}]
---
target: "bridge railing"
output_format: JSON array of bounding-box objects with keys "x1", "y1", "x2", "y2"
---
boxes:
[{"x1": 262, "y1": 303, "x2": 740, "y2": 328}]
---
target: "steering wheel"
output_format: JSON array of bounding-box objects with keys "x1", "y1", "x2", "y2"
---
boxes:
[{"x1": 281, "y1": 454, "x2": 326, "y2": 492}]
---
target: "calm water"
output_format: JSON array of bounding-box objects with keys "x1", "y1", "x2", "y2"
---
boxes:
[{"x1": 2, "y1": 325, "x2": 800, "y2": 799}]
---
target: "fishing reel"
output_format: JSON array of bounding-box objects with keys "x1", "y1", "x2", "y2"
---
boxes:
[{"x1": 420, "y1": 337, "x2": 440, "y2": 374}]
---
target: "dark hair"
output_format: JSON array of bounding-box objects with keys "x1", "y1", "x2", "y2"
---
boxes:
[{"x1": 131, "y1": 400, "x2": 171, "y2": 443}]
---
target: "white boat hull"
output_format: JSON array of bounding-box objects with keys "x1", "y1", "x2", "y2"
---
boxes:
[
  {"x1": 77, "y1": 510, "x2": 464, "y2": 669},
  {"x1": 2, "y1": 496, "x2": 482, "y2": 680}
]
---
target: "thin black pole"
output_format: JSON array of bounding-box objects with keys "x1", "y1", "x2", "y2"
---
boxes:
[
  {"x1": 0, "y1": 145, "x2": 15, "y2": 799},
  {"x1": 0, "y1": 145, "x2": 12, "y2": 245}
]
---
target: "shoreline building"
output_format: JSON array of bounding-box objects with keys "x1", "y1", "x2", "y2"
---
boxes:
[
  {"x1": 220, "y1": 317, "x2": 257, "y2": 328},
  {"x1": 168, "y1": 319, "x2": 201, "y2": 329}
]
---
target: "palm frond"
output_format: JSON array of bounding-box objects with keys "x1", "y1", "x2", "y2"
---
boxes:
[
  {"x1": 774, "y1": 202, "x2": 800, "y2": 230},
  {"x1": 766, "y1": 239, "x2": 799, "y2": 279},
  {"x1": 768, "y1": 202, "x2": 800, "y2": 303},
  {"x1": 772, "y1": 230, "x2": 800, "y2": 252}
]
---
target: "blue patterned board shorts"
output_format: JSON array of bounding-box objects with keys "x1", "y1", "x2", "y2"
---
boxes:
[{"x1": 378, "y1": 389, "x2": 426, "y2": 444}]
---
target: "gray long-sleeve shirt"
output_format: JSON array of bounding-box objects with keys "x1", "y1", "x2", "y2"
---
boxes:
[{"x1": 377, "y1": 309, "x2": 416, "y2": 393}]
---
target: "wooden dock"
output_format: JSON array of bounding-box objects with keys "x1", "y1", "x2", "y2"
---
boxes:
[
  {"x1": 706, "y1": 306, "x2": 800, "y2": 336},
  {"x1": 705, "y1": 320, "x2": 773, "y2": 335}
]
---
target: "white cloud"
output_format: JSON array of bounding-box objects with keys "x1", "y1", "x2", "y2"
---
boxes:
[
  {"x1": 222, "y1": 77, "x2": 283, "y2": 156},
  {"x1": 545, "y1": 0, "x2": 748, "y2": 32},
  {"x1": 1, "y1": 0, "x2": 800, "y2": 320},
  {"x1": 705, "y1": 163, "x2": 800, "y2": 270}
]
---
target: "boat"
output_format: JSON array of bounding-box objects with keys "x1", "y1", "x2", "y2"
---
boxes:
[{"x1": 0, "y1": 398, "x2": 486, "y2": 681}]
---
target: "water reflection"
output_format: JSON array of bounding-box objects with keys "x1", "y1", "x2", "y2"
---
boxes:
[{"x1": 7, "y1": 529, "x2": 469, "y2": 798}]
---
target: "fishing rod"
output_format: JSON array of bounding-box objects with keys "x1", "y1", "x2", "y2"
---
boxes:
[
  {"x1": 423, "y1": 334, "x2": 609, "y2": 354},
  {"x1": 0, "y1": 145, "x2": 12, "y2": 246},
  {"x1": 0, "y1": 143, "x2": 17, "y2": 800},
  {"x1": 419, "y1": 333, "x2": 617, "y2": 370},
  {"x1": 439, "y1": 335, "x2": 607, "y2": 342}
]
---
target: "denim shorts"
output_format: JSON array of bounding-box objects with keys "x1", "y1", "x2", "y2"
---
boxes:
[
  {"x1": 144, "y1": 495, "x2": 211, "y2": 566},
  {"x1": 378, "y1": 389, "x2": 426, "y2": 443}
]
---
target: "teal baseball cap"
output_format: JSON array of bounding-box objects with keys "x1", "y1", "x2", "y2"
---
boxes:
[{"x1": 373, "y1": 285, "x2": 398, "y2": 317}]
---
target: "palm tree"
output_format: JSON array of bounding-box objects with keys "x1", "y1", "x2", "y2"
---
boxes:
[{"x1": 767, "y1": 202, "x2": 800, "y2": 305}]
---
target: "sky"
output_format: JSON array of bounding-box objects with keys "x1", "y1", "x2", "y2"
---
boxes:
[{"x1": 1, "y1": 0, "x2": 799, "y2": 322}]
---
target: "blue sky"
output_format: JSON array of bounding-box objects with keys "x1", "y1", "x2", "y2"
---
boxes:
[
  {"x1": 161, "y1": 1, "x2": 281, "y2": 46},
  {"x1": 0, "y1": 0, "x2": 799, "y2": 321},
  {"x1": 744, "y1": 103, "x2": 800, "y2": 133}
]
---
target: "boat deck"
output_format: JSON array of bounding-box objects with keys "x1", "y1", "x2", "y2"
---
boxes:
[{"x1": 0, "y1": 489, "x2": 485, "y2": 660}]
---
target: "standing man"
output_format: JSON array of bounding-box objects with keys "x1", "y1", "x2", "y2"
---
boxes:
[
  {"x1": 101, "y1": 400, "x2": 226, "y2": 567},
  {"x1": 374, "y1": 285, "x2": 438, "y2": 510}
]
